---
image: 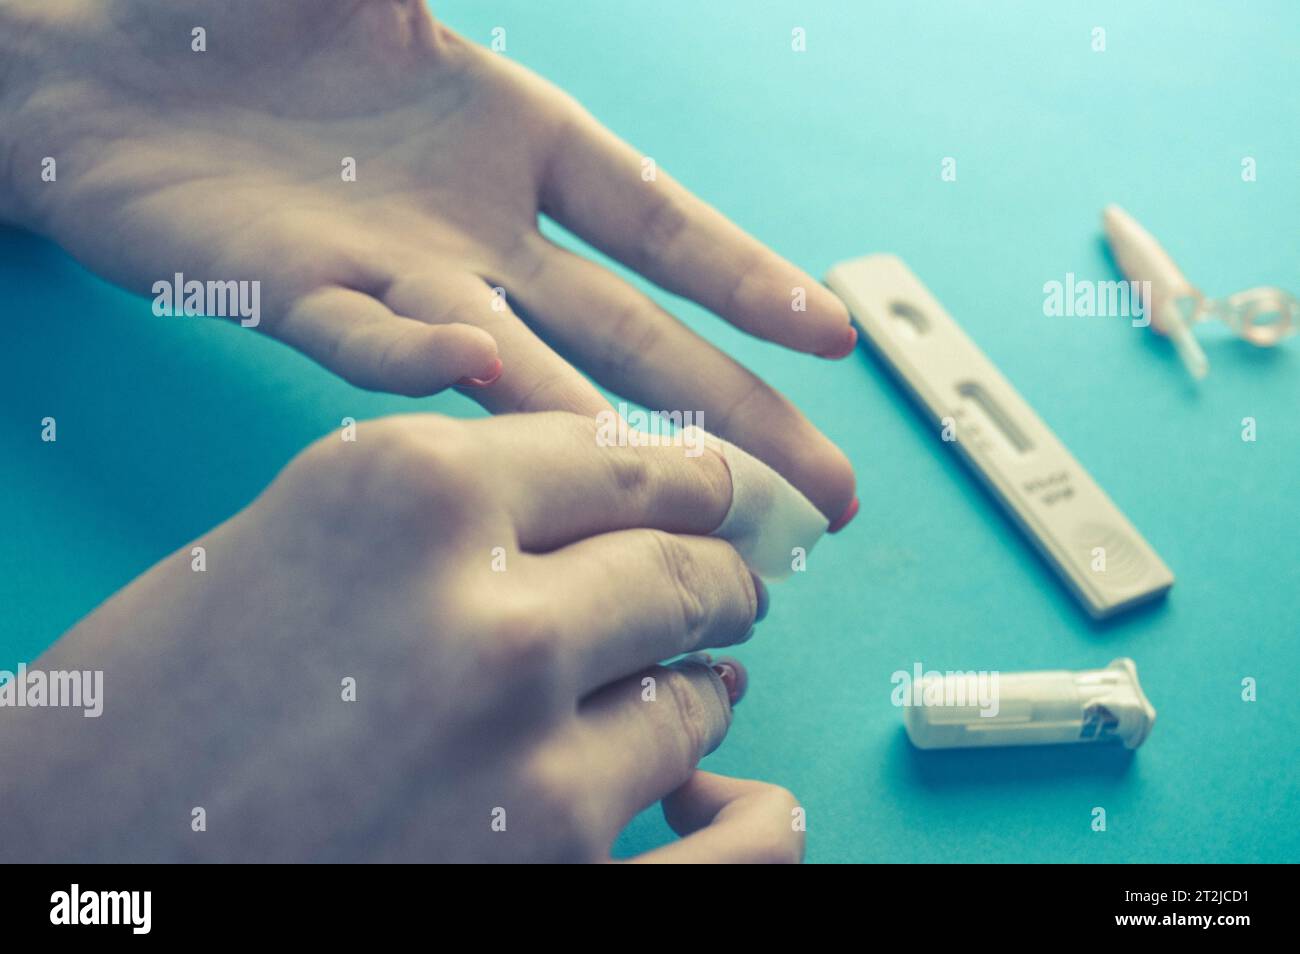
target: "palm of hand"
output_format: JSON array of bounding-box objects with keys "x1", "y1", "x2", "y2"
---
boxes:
[
  {"x1": 25, "y1": 2, "x2": 547, "y2": 386},
  {"x1": 10, "y1": 0, "x2": 856, "y2": 519}
]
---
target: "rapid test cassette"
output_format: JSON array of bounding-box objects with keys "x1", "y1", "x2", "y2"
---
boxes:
[{"x1": 825, "y1": 254, "x2": 1174, "y2": 619}]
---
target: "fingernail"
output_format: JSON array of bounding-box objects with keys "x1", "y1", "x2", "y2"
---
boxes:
[
  {"x1": 750, "y1": 573, "x2": 769, "y2": 622},
  {"x1": 816, "y1": 325, "x2": 858, "y2": 360},
  {"x1": 711, "y1": 657, "x2": 748, "y2": 706},
  {"x1": 456, "y1": 357, "x2": 502, "y2": 388},
  {"x1": 827, "y1": 495, "x2": 859, "y2": 534}
]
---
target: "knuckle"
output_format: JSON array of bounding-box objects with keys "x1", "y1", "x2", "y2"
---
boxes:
[
  {"x1": 716, "y1": 540, "x2": 758, "y2": 626},
  {"x1": 597, "y1": 299, "x2": 663, "y2": 381},
  {"x1": 285, "y1": 416, "x2": 482, "y2": 524},
  {"x1": 479, "y1": 604, "x2": 565, "y2": 682},
  {"x1": 656, "y1": 666, "x2": 715, "y2": 766},
  {"x1": 522, "y1": 747, "x2": 580, "y2": 809},
  {"x1": 258, "y1": 233, "x2": 378, "y2": 307},
  {"x1": 382, "y1": 273, "x2": 436, "y2": 317},
  {"x1": 500, "y1": 230, "x2": 550, "y2": 287},
  {"x1": 383, "y1": 274, "x2": 497, "y2": 325},
  {"x1": 698, "y1": 445, "x2": 735, "y2": 515},
  {"x1": 646, "y1": 531, "x2": 709, "y2": 652},
  {"x1": 603, "y1": 443, "x2": 652, "y2": 500},
  {"x1": 361, "y1": 418, "x2": 477, "y2": 504},
  {"x1": 711, "y1": 373, "x2": 771, "y2": 434},
  {"x1": 722, "y1": 251, "x2": 767, "y2": 318},
  {"x1": 634, "y1": 190, "x2": 690, "y2": 270}
]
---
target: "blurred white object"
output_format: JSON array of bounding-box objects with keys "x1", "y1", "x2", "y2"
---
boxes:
[
  {"x1": 904, "y1": 658, "x2": 1156, "y2": 751},
  {"x1": 826, "y1": 254, "x2": 1173, "y2": 619},
  {"x1": 684, "y1": 426, "x2": 828, "y2": 581},
  {"x1": 1103, "y1": 205, "x2": 1297, "y2": 380}
]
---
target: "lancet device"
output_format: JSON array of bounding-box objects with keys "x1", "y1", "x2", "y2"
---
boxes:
[
  {"x1": 1103, "y1": 204, "x2": 1298, "y2": 381},
  {"x1": 825, "y1": 254, "x2": 1173, "y2": 619},
  {"x1": 903, "y1": 658, "x2": 1156, "y2": 750}
]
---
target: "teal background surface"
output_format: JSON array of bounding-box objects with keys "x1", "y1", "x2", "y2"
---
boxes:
[{"x1": 2, "y1": 1, "x2": 1296, "y2": 862}]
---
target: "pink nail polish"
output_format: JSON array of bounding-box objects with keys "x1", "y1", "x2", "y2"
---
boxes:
[
  {"x1": 816, "y1": 325, "x2": 858, "y2": 360},
  {"x1": 456, "y1": 357, "x2": 502, "y2": 388},
  {"x1": 712, "y1": 658, "x2": 748, "y2": 706},
  {"x1": 828, "y1": 496, "x2": 859, "y2": 534}
]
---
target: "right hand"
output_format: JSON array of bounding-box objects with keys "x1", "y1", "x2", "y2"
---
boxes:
[{"x1": 0, "y1": 412, "x2": 804, "y2": 863}]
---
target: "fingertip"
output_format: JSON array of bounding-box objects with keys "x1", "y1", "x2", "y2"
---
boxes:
[
  {"x1": 455, "y1": 356, "x2": 503, "y2": 388},
  {"x1": 731, "y1": 263, "x2": 855, "y2": 355},
  {"x1": 442, "y1": 321, "x2": 500, "y2": 370},
  {"x1": 815, "y1": 324, "x2": 858, "y2": 360},
  {"x1": 378, "y1": 323, "x2": 500, "y2": 397},
  {"x1": 751, "y1": 574, "x2": 769, "y2": 623},
  {"x1": 809, "y1": 438, "x2": 857, "y2": 526},
  {"x1": 805, "y1": 282, "x2": 855, "y2": 357},
  {"x1": 424, "y1": 322, "x2": 498, "y2": 390},
  {"x1": 711, "y1": 657, "x2": 748, "y2": 706},
  {"x1": 709, "y1": 411, "x2": 855, "y2": 525},
  {"x1": 827, "y1": 495, "x2": 860, "y2": 534}
]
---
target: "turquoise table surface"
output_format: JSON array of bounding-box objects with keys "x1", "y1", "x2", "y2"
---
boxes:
[{"x1": 2, "y1": 1, "x2": 1297, "y2": 863}]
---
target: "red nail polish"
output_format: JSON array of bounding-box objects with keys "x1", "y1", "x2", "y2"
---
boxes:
[
  {"x1": 816, "y1": 325, "x2": 858, "y2": 360},
  {"x1": 828, "y1": 495, "x2": 859, "y2": 534},
  {"x1": 456, "y1": 357, "x2": 502, "y2": 388}
]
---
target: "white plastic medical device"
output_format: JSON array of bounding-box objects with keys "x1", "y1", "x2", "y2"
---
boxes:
[
  {"x1": 1103, "y1": 204, "x2": 1297, "y2": 381},
  {"x1": 825, "y1": 254, "x2": 1174, "y2": 619},
  {"x1": 903, "y1": 658, "x2": 1156, "y2": 750}
]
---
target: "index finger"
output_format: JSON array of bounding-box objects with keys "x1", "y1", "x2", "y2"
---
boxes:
[
  {"x1": 475, "y1": 412, "x2": 734, "y2": 553},
  {"x1": 537, "y1": 99, "x2": 857, "y2": 358}
]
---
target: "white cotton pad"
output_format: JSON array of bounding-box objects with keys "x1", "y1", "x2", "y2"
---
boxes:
[{"x1": 683, "y1": 427, "x2": 829, "y2": 580}]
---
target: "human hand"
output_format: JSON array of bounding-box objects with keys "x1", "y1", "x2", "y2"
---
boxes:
[
  {"x1": 0, "y1": 0, "x2": 856, "y2": 523},
  {"x1": 0, "y1": 412, "x2": 803, "y2": 862}
]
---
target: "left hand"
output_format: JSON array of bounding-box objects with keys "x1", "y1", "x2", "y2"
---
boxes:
[{"x1": 0, "y1": 0, "x2": 857, "y2": 522}]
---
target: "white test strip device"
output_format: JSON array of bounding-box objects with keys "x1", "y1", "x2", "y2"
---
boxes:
[
  {"x1": 903, "y1": 658, "x2": 1156, "y2": 750},
  {"x1": 825, "y1": 254, "x2": 1174, "y2": 619}
]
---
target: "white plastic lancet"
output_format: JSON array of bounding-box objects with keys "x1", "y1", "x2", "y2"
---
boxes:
[
  {"x1": 904, "y1": 658, "x2": 1156, "y2": 751},
  {"x1": 1103, "y1": 205, "x2": 1297, "y2": 380}
]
